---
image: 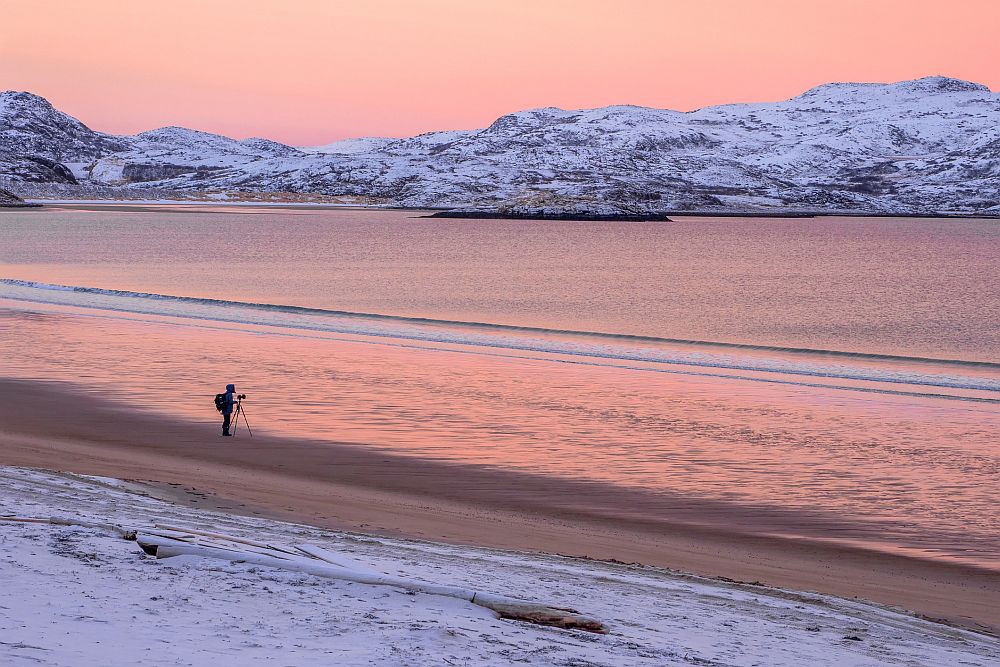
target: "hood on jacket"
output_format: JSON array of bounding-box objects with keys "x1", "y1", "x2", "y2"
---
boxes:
[{"x1": 226, "y1": 384, "x2": 235, "y2": 392}]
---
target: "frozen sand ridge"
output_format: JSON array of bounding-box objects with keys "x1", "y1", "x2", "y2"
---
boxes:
[
  {"x1": 1, "y1": 466, "x2": 998, "y2": 666},
  {"x1": 1, "y1": 76, "x2": 998, "y2": 213}
]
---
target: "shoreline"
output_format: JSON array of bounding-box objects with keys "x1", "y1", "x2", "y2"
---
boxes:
[
  {"x1": 1, "y1": 377, "x2": 997, "y2": 635},
  {"x1": 6, "y1": 198, "x2": 999, "y2": 219}
]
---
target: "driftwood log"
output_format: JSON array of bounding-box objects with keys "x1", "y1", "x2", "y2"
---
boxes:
[
  {"x1": 136, "y1": 533, "x2": 608, "y2": 633},
  {"x1": 0, "y1": 516, "x2": 608, "y2": 633}
]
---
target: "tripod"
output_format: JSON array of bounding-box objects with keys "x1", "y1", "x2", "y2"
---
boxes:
[{"x1": 231, "y1": 398, "x2": 253, "y2": 437}]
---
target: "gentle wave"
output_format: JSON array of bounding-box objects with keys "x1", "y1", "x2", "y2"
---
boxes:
[
  {"x1": 3, "y1": 278, "x2": 996, "y2": 368},
  {"x1": 2, "y1": 278, "x2": 998, "y2": 395}
]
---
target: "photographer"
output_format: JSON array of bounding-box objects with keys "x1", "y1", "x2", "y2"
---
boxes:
[{"x1": 220, "y1": 383, "x2": 245, "y2": 437}]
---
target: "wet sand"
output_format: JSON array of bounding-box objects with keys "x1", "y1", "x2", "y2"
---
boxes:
[{"x1": 1, "y1": 378, "x2": 997, "y2": 635}]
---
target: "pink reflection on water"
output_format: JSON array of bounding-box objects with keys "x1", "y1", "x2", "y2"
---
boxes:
[{"x1": 1, "y1": 301, "x2": 999, "y2": 568}]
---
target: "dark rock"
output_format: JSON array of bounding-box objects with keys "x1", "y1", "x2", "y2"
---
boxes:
[
  {"x1": 0, "y1": 152, "x2": 77, "y2": 183},
  {"x1": 427, "y1": 209, "x2": 672, "y2": 222},
  {"x1": 121, "y1": 163, "x2": 222, "y2": 183},
  {"x1": 0, "y1": 187, "x2": 42, "y2": 207}
]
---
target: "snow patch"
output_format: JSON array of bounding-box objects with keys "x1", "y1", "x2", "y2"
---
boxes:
[{"x1": 1, "y1": 466, "x2": 998, "y2": 666}]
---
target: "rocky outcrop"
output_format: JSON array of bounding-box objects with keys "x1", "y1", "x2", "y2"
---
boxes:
[
  {"x1": 0, "y1": 152, "x2": 77, "y2": 183},
  {"x1": 121, "y1": 163, "x2": 223, "y2": 183},
  {"x1": 0, "y1": 187, "x2": 41, "y2": 207},
  {"x1": 429, "y1": 208, "x2": 672, "y2": 222},
  {"x1": 0, "y1": 91, "x2": 129, "y2": 162}
]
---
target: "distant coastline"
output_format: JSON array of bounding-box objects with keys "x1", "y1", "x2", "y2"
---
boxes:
[
  {"x1": 14, "y1": 197, "x2": 999, "y2": 220},
  {"x1": 424, "y1": 205, "x2": 1000, "y2": 221}
]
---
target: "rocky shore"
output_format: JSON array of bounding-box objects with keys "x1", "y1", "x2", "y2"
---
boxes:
[{"x1": 0, "y1": 188, "x2": 41, "y2": 208}]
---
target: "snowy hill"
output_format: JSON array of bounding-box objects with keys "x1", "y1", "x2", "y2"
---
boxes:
[
  {"x1": 301, "y1": 136, "x2": 395, "y2": 155},
  {"x1": 0, "y1": 92, "x2": 129, "y2": 184},
  {"x1": 1, "y1": 77, "x2": 998, "y2": 213}
]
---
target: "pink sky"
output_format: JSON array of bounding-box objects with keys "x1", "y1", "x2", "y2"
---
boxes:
[{"x1": 2, "y1": 0, "x2": 997, "y2": 146}]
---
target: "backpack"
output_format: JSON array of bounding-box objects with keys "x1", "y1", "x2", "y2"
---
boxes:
[{"x1": 214, "y1": 393, "x2": 226, "y2": 412}]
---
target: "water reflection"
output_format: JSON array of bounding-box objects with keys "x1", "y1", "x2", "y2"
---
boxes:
[{"x1": 2, "y1": 302, "x2": 998, "y2": 569}]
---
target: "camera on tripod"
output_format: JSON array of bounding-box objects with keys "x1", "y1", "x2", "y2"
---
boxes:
[{"x1": 231, "y1": 394, "x2": 252, "y2": 437}]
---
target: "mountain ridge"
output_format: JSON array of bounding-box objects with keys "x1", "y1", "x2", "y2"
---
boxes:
[{"x1": 1, "y1": 76, "x2": 998, "y2": 214}]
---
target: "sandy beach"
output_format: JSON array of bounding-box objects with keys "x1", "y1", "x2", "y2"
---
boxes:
[
  {"x1": 1, "y1": 378, "x2": 996, "y2": 636},
  {"x1": 7, "y1": 466, "x2": 998, "y2": 666}
]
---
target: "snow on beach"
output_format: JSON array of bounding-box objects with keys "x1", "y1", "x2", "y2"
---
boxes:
[{"x1": 1, "y1": 467, "x2": 997, "y2": 666}]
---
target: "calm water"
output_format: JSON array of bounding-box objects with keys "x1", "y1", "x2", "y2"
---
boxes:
[
  {"x1": 1, "y1": 204, "x2": 998, "y2": 568},
  {"x1": 1, "y1": 205, "x2": 998, "y2": 360}
]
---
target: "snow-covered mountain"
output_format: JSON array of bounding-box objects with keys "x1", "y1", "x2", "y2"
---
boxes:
[
  {"x1": 301, "y1": 136, "x2": 396, "y2": 155},
  {"x1": 2, "y1": 77, "x2": 998, "y2": 213}
]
